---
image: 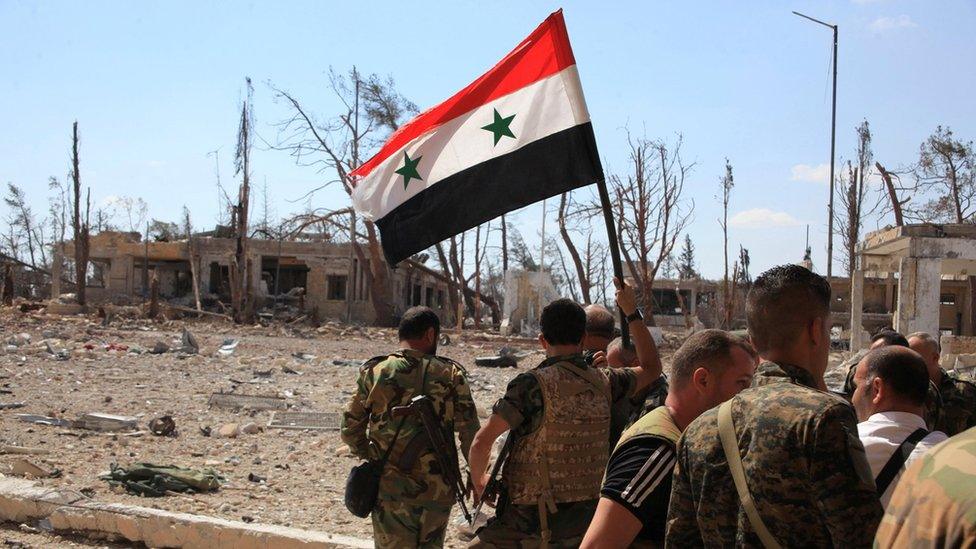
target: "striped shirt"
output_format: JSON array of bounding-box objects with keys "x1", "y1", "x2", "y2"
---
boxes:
[{"x1": 600, "y1": 436, "x2": 677, "y2": 542}]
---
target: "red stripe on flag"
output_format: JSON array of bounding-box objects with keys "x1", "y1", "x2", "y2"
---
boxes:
[{"x1": 351, "y1": 9, "x2": 577, "y2": 180}]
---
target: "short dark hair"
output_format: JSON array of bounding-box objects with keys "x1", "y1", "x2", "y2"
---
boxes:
[
  {"x1": 584, "y1": 305, "x2": 616, "y2": 339},
  {"x1": 746, "y1": 265, "x2": 831, "y2": 354},
  {"x1": 872, "y1": 328, "x2": 910, "y2": 348},
  {"x1": 541, "y1": 298, "x2": 586, "y2": 346},
  {"x1": 671, "y1": 329, "x2": 758, "y2": 388},
  {"x1": 398, "y1": 306, "x2": 440, "y2": 340},
  {"x1": 862, "y1": 346, "x2": 929, "y2": 406}
]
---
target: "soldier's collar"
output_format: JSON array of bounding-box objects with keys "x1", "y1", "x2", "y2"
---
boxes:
[
  {"x1": 541, "y1": 354, "x2": 586, "y2": 368},
  {"x1": 398, "y1": 348, "x2": 430, "y2": 359},
  {"x1": 758, "y1": 361, "x2": 819, "y2": 389}
]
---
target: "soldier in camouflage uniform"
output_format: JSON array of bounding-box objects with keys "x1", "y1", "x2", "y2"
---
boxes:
[
  {"x1": 341, "y1": 306, "x2": 480, "y2": 548},
  {"x1": 468, "y1": 280, "x2": 662, "y2": 548},
  {"x1": 908, "y1": 331, "x2": 976, "y2": 436},
  {"x1": 666, "y1": 265, "x2": 883, "y2": 547},
  {"x1": 874, "y1": 425, "x2": 976, "y2": 547}
]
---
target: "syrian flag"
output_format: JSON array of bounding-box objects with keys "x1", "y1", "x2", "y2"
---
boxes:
[{"x1": 350, "y1": 10, "x2": 603, "y2": 265}]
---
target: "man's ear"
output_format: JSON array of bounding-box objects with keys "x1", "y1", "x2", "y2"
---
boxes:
[
  {"x1": 871, "y1": 376, "x2": 884, "y2": 405},
  {"x1": 692, "y1": 367, "x2": 709, "y2": 392},
  {"x1": 426, "y1": 327, "x2": 437, "y2": 347},
  {"x1": 808, "y1": 317, "x2": 826, "y2": 347},
  {"x1": 538, "y1": 333, "x2": 548, "y2": 350}
]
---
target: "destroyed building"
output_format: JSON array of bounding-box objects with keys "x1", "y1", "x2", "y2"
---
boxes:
[
  {"x1": 56, "y1": 231, "x2": 455, "y2": 324},
  {"x1": 848, "y1": 223, "x2": 976, "y2": 351}
]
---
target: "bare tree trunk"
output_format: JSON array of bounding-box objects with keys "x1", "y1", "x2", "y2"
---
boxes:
[
  {"x1": 558, "y1": 193, "x2": 592, "y2": 304},
  {"x1": 70, "y1": 122, "x2": 90, "y2": 307},
  {"x1": 501, "y1": 214, "x2": 509, "y2": 273},
  {"x1": 148, "y1": 271, "x2": 160, "y2": 318},
  {"x1": 2, "y1": 264, "x2": 13, "y2": 305},
  {"x1": 876, "y1": 162, "x2": 905, "y2": 226}
]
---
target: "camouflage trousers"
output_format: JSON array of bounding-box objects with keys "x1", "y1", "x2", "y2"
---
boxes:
[{"x1": 372, "y1": 498, "x2": 452, "y2": 548}]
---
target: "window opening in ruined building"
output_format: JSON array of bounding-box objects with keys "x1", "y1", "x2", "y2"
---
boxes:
[
  {"x1": 437, "y1": 289, "x2": 445, "y2": 308},
  {"x1": 87, "y1": 259, "x2": 110, "y2": 288},
  {"x1": 425, "y1": 287, "x2": 434, "y2": 307},
  {"x1": 940, "y1": 293, "x2": 957, "y2": 305},
  {"x1": 327, "y1": 275, "x2": 347, "y2": 301},
  {"x1": 261, "y1": 257, "x2": 309, "y2": 296},
  {"x1": 412, "y1": 284, "x2": 422, "y2": 306},
  {"x1": 209, "y1": 263, "x2": 231, "y2": 299}
]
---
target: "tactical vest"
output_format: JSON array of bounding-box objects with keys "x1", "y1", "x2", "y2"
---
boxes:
[
  {"x1": 504, "y1": 359, "x2": 611, "y2": 507},
  {"x1": 613, "y1": 405, "x2": 681, "y2": 454}
]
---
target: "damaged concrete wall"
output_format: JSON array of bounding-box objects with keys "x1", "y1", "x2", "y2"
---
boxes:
[{"x1": 500, "y1": 269, "x2": 559, "y2": 336}]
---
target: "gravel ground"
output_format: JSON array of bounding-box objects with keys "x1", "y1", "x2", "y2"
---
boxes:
[{"x1": 0, "y1": 307, "x2": 854, "y2": 547}]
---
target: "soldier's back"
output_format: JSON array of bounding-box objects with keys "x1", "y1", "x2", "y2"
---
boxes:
[
  {"x1": 672, "y1": 364, "x2": 881, "y2": 547},
  {"x1": 875, "y1": 425, "x2": 976, "y2": 548},
  {"x1": 936, "y1": 370, "x2": 976, "y2": 436}
]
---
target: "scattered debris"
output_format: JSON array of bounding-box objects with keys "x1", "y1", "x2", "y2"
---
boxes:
[
  {"x1": 180, "y1": 328, "x2": 200, "y2": 354},
  {"x1": 44, "y1": 341, "x2": 69, "y2": 361},
  {"x1": 74, "y1": 413, "x2": 139, "y2": 432},
  {"x1": 105, "y1": 343, "x2": 128, "y2": 352},
  {"x1": 474, "y1": 355, "x2": 518, "y2": 368},
  {"x1": 240, "y1": 422, "x2": 262, "y2": 435},
  {"x1": 281, "y1": 364, "x2": 301, "y2": 375},
  {"x1": 217, "y1": 423, "x2": 240, "y2": 438},
  {"x1": 16, "y1": 414, "x2": 73, "y2": 428},
  {"x1": 330, "y1": 359, "x2": 362, "y2": 368},
  {"x1": 217, "y1": 338, "x2": 239, "y2": 357},
  {"x1": 101, "y1": 462, "x2": 223, "y2": 497},
  {"x1": 0, "y1": 445, "x2": 50, "y2": 455},
  {"x1": 148, "y1": 415, "x2": 177, "y2": 437},
  {"x1": 208, "y1": 392, "x2": 288, "y2": 411},
  {"x1": 2, "y1": 458, "x2": 60, "y2": 478},
  {"x1": 149, "y1": 341, "x2": 170, "y2": 354},
  {"x1": 247, "y1": 472, "x2": 266, "y2": 483},
  {"x1": 0, "y1": 402, "x2": 26, "y2": 410},
  {"x1": 267, "y1": 411, "x2": 341, "y2": 431},
  {"x1": 439, "y1": 333, "x2": 451, "y2": 346},
  {"x1": 292, "y1": 352, "x2": 316, "y2": 362},
  {"x1": 253, "y1": 369, "x2": 273, "y2": 378}
]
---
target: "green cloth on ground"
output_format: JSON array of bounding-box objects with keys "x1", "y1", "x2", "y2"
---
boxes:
[{"x1": 101, "y1": 462, "x2": 223, "y2": 497}]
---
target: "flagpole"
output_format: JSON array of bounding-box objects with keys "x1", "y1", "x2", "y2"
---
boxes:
[{"x1": 595, "y1": 179, "x2": 630, "y2": 347}]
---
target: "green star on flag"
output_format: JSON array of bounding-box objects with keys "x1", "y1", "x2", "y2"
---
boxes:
[
  {"x1": 481, "y1": 109, "x2": 516, "y2": 146},
  {"x1": 395, "y1": 151, "x2": 423, "y2": 189}
]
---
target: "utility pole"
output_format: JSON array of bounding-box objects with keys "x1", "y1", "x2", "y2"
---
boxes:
[{"x1": 793, "y1": 11, "x2": 838, "y2": 280}]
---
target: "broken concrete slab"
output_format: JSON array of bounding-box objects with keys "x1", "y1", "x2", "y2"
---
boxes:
[
  {"x1": 0, "y1": 477, "x2": 372, "y2": 548},
  {"x1": 16, "y1": 414, "x2": 73, "y2": 428},
  {"x1": 2, "y1": 458, "x2": 57, "y2": 478},
  {"x1": 73, "y1": 413, "x2": 139, "y2": 432},
  {"x1": 267, "y1": 411, "x2": 341, "y2": 431},
  {"x1": 209, "y1": 392, "x2": 287, "y2": 411}
]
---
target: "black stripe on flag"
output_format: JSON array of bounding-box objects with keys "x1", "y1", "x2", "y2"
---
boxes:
[{"x1": 376, "y1": 122, "x2": 604, "y2": 265}]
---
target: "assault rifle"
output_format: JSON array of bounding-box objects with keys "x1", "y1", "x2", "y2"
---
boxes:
[
  {"x1": 471, "y1": 430, "x2": 516, "y2": 525},
  {"x1": 392, "y1": 395, "x2": 472, "y2": 523}
]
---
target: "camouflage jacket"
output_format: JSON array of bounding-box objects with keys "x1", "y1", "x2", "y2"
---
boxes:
[
  {"x1": 875, "y1": 425, "x2": 976, "y2": 548},
  {"x1": 934, "y1": 368, "x2": 976, "y2": 436},
  {"x1": 340, "y1": 349, "x2": 480, "y2": 506},
  {"x1": 666, "y1": 361, "x2": 883, "y2": 548}
]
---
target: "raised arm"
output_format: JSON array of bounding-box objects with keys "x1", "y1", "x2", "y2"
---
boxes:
[{"x1": 616, "y1": 277, "x2": 663, "y2": 391}]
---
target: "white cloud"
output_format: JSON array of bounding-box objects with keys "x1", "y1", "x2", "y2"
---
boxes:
[
  {"x1": 791, "y1": 163, "x2": 829, "y2": 185},
  {"x1": 729, "y1": 208, "x2": 801, "y2": 229},
  {"x1": 148, "y1": 160, "x2": 165, "y2": 168},
  {"x1": 869, "y1": 15, "x2": 917, "y2": 33}
]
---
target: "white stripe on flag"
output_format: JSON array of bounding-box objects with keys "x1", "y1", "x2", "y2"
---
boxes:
[{"x1": 352, "y1": 65, "x2": 591, "y2": 222}]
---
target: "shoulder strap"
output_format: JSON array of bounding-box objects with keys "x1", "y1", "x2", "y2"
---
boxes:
[
  {"x1": 718, "y1": 399, "x2": 783, "y2": 549},
  {"x1": 376, "y1": 357, "x2": 430, "y2": 467},
  {"x1": 874, "y1": 427, "x2": 929, "y2": 496}
]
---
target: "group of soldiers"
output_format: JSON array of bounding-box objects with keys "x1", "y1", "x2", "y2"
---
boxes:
[{"x1": 340, "y1": 264, "x2": 976, "y2": 548}]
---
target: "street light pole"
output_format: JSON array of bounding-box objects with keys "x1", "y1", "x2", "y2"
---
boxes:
[{"x1": 793, "y1": 11, "x2": 838, "y2": 280}]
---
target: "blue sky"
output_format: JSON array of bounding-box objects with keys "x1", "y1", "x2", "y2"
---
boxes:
[{"x1": 2, "y1": 0, "x2": 974, "y2": 279}]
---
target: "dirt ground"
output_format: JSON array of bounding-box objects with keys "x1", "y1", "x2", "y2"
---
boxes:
[
  {"x1": 0, "y1": 308, "x2": 623, "y2": 547},
  {"x1": 0, "y1": 307, "x2": 857, "y2": 548}
]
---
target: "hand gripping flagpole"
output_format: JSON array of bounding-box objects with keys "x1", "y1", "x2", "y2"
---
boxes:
[{"x1": 595, "y1": 178, "x2": 630, "y2": 347}]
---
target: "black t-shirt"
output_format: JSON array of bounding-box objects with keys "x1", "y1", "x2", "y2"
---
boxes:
[{"x1": 599, "y1": 435, "x2": 677, "y2": 543}]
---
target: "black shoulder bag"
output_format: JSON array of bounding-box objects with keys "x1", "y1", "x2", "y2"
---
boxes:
[
  {"x1": 343, "y1": 356, "x2": 428, "y2": 518},
  {"x1": 344, "y1": 418, "x2": 406, "y2": 518}
]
